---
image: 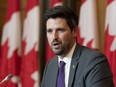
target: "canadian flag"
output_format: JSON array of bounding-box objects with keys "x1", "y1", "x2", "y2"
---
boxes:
[
  {"x1": 50, "y1": 0, "x2": 63, "y2": 7},
  {"x1": 104, "y1": 0, "x2": 116, "y2": 86},
  {"x1": 78, "y1": 0, "x2": 99, "y2": 49},
  {"x1": 20, "y1": 0, "x2": 40, "y2": 86},
  {"x1": 45, "y1": 0, "x2": 63, "y2": 63},
  {"x1": 0, "y1": 0, "x2": 21, "y2": 86}
]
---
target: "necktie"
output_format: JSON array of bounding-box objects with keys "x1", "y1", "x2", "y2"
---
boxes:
[{"x1": 57, "y1": 61, "x2": 66, "y2": 87}]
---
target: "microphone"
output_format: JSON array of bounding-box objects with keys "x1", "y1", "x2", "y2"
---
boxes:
[{"x1": 0, "y1": 74, "x2": 13, "y2": 85}]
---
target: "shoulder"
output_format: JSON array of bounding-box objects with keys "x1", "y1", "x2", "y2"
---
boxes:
[
  {"x1": 80, "y1": 46, "x2": 107, "y2": 65},
  {"x1": 75, "y1": 44, "x2": 110, "y2": 71},
  {"x1": 74, "y1": 43, "x2": 107, "y2": 61},
  {"x1": 76, "y1": 45, "x2": 113, "y2": 82},
  {"x1": 45, "y1": 56, "x2": 58, "y2": 70},
  {"x1": 46, "y1": 56, "x2": 58, "y2": 65}
]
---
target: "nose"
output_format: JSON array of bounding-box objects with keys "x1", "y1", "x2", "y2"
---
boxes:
[{"x1": 53, "y1": 31, "x2": 58, "y2": 40}]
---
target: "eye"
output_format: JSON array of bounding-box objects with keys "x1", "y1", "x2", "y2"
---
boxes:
[
  {"x1": 47, "y1": 29, "x2": 52, "y2": 33},
  {"x1": 57, "y1": 28, "x2": 66, "y2": 33}
]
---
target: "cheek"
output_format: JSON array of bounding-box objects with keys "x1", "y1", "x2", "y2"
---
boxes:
[
  {"x1": 47, "y1": 38, "x2": 52, "y2": 47},
  {"x1": 60, "y1": 34, "x2": 71, "y2": 42},
  {"x1": 47, "y1": 36, "x2": 52, "y2": 42}
]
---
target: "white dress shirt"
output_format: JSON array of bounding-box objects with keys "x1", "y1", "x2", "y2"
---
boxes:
[{"x1": 58, "y1": 43, "x2": 76, "y2": 87}]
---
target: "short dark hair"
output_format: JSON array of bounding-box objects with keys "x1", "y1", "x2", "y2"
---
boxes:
[{"x1": 44, "y1": 6, "x2": 78, "y2": 31}]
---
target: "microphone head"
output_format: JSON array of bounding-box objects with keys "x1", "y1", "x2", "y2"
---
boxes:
[
  {"x1": 0, "y1": 74, "x2": 13, "y2": 85},
  {"x1": 7, "y1": 74, "x2": 13, "y2": 79},
  {"x1": 4, "y1": 74, "x2": 13, "y2": 81}
]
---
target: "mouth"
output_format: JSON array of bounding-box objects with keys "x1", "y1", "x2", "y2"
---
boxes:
[{"x1": 52, "y1": 42, "x2": 61, "y2": 49}]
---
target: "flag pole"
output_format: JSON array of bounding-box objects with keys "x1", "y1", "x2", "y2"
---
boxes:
[{"x1": 39, "y1": 0, "x2": 48, "y2": 82}]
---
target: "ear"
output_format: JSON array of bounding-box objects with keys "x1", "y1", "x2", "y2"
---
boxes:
[{"x1": 73, "y1": 26, "x2": 78, "y2": 37}]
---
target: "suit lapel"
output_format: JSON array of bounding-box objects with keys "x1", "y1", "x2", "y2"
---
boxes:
[
  {"x1": 50, "y1": 57, "x2": 59, "y2": 87},
  {"x1": 68, "y1": 43, "x2": 82, "y2": 87}
]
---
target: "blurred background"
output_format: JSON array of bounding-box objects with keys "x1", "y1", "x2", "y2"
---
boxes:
[{"x1": 0, "y1": 0, "x2": 116, "y2": 87}]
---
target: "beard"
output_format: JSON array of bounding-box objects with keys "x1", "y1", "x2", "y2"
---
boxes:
[
  {"x1": 52, "y1": 47, "x2": 64, "y2": 55},
  {"x1": 51, "y1": 42, "x2": 64, "y2": 55},
  {"x1": 50, "y1": 40, "x2": 71, "y2": 56}
]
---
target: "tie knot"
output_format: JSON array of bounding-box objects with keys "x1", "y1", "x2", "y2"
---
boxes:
[{"x1": 60, "y1": 61, "x2": 66, "y2": 68}]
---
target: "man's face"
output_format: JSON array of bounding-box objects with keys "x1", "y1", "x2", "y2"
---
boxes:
[{"x1": 46, "y1": 18, "x2": 77, "y2": 57}]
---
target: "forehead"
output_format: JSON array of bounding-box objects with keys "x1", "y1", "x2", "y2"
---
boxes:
[{"x1": 46, "y1": 18, "x2": 68, "y2": 29}]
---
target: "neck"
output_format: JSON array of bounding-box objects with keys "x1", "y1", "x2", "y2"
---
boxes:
[{"x1": 60, "y1": 42, "x2": 76, "y2": 58}]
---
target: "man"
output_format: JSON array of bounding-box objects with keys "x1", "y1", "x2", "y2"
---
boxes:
[{"x1": 40, "y1": 6, "x2": 114, "y2": 87}]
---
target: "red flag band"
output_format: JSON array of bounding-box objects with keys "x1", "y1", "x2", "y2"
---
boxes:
[
  {"x1": 20, "y1": 0, "x2": 40, "y2": 86},
  {"x1": 0, "y1": 0, "x2": 21, "y2": 86},
  {"x1": 104, "y1": 0, "x2": 116, "y2": 86}
]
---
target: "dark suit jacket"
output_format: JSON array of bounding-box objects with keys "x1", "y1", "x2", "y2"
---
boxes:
[{"x1": 40, "y1": 43, "x2": 114, "y2": 87}]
